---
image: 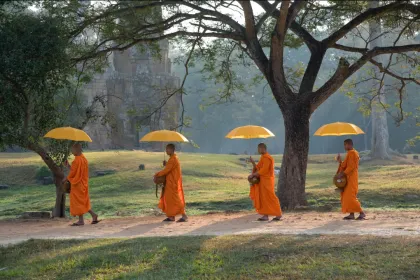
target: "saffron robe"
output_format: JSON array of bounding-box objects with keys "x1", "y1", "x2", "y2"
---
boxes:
[
  {"x1": 249, "y1": 153, "x2": 282, "y2": 216},
  {"x1": 338, "y1": 149, "x2": 363, "y2": 213},
  {"x1": 67, "y1": 154, "x2": 91, "y2": 216},
  {"x1": 155, "y1": 154, "x2": 186, "y2": 217}
]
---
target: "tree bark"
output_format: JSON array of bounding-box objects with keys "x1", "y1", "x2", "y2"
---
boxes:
[
  {"x1": 277, "y1": 104, "x2": 310, "y2": 209},
  {"x1": 53, "y1": 177, "x2": 66, "y2": 217},
  {"x1": 368, "y1": 0, "x2": 392, "y2": 160},
  {"x1": 28, "y1": 143, "x2": 67, "y2": 218}
]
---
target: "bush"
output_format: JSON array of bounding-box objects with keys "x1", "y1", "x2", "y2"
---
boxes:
[{"x1": 36, "y1": 166, "x2": 52, "y2": 180}]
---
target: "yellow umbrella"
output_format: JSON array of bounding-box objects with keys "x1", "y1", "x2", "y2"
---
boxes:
[
  {"x1": 314, "y1": 122, "x2": 365, "y2": 136},
  {"x1": 139, "y1": 130, "x2": 189, "y2": 143},
  {"x1": 225, "y1": 125, "x2": 275, "y2": 139},
  {"x1": 44, "y1": 127, "x2": 92, "y2": 142},
  {"x1": 140, "y1": 130, "x2": 189, "y2": 162}
]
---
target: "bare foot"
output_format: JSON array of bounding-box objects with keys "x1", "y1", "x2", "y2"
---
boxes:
[
  {"x1": 257, "y1": 215, "x2": 269, "y2": 221},
  {"x1": 343, "y1": 214, "x2": 355, "y2": 220},
  {"x1": 356, "y1": 213, "x2": 366, "y2": 220}
]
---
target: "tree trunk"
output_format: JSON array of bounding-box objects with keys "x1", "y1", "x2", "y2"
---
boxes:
[
  {"x1": 53, "y1": 175, "x2": 66, "y2": 217},
  {"x1": 371, "y1": 93, "x2": 391, "y2": 159},
  {"x1": 368, "y1": 0, "x2": 392, "y2": 160},
  {"x1": 277, "y1": 106, "x2": 310, "y2": 209},
  {"x1": 29, "y1": 143, "x2": 67, "y2": 218}
]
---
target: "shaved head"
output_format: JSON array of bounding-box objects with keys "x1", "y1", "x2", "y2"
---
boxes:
[
  {"x1": 166, "y1": 143, "x2": 175, "y2": 156},
  {"x1": 71, "y1": 142, "x2": 82, "y2": 156},
  {"x1": 257, "y1": 143, "x2": 267, "y2": 155},
  {"x1": 344, "y1": 139, "x2": 353, "y2": 145},
  {"x1": 258, "y1": 143, "x2": 267, "y2": 149},
  {"x1": 344, "y1": 139, "x2": 354, "y2": 151}
]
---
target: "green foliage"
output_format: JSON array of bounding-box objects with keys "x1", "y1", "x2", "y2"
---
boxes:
[
  {"x1": 35, "y1": 166, "x2": 52, "y2": 180},
  {"x1": 0, "y1": 12, "x2": 71, "y2": 149}
]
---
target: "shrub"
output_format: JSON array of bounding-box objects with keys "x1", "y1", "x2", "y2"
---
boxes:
[{"x1": 36, "y1": 166, "x2": 52, "y2": 180}]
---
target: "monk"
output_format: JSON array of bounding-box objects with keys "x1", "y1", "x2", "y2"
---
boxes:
[
  {"x1": 154, "y1": 144, "x2": 188, "y2": 222},
  {"x1": 249, "y1": 143, "x2": 282, "y2": 221},
  {"x1": 336, "y1": 139, "x2": 366, "y2": 220},
  {"x1": 62, "y1": 143, "x2": 99, "y2": 226}
]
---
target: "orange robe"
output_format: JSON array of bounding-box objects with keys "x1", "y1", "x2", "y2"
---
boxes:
[
  {"x1": 67, "y1": 154, "x2": 91, "y2": 216},
  {"x1": 249, "y1": 153, "x2": 282, "y2": 216},
  {"x1": 155, "y1": 154, "x2": 186, "y2": 217},
  {"x1": 338, "y1": 149, "x2": 363, "y2": 213}
]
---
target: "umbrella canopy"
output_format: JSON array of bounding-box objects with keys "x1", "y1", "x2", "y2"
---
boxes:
[
  {"x1": 139, "y1": 130, "x2": 189, "y2": 143},
  {"x1": 44, "y1": 127, "x2": 92, "y2": 142},
  {"x1": 314, "y1": 122, "x2": 365, "y2": 136},
  {"x1": 225, "y1": 125, "x2": 275, "y2": 139}
]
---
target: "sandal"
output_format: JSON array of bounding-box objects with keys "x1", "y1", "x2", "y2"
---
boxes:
[
  {"x1": 177, "y1": 218, "x2": 188, "y2": 223},
  {"x1": 257, "y1": 218, "x2": 269, "y2": 222},
  {"x1": 163, "y1": 218, "x2": 175, "y2": 222},
  {"x1": 356, "y1": 215, "x2": 366, "y2": 220},
  {"x1": 70, "y1": 223, "x2": 84, "y2": 226},
  {"x1": 343, "y1": 216, "x2": 355, "y2": 220},
  {"x1": 272, "y1": 217, "x2": 282, "y2": 221},
  {"x1": 91, "y1": 220, "x2": 101, "y2": 224}
]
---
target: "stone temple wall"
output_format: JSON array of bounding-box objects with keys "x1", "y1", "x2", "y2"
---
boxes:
[{"x1": 84, "y1": 39, "x2": 181, "y2": 150}]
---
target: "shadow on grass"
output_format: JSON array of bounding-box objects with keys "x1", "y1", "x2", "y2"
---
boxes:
[
  {"x1": 358, "y1": 188, "x2": 420, "y2": 209},
  {"x1": 2, "y1": 236, "x2": 420, "y2": 279},
  {"x1": 187, "y1": 197, "x2": 253, "y2": 213},
  {"x1": 182, "y1": 170, "x2": 226, "y2": 178},
  {"x1": 0, "y1": 164, "x2": 39, "y2": 186},
  {"x1": 306, "y1": 187, "x2": 420, "y2": 210}
]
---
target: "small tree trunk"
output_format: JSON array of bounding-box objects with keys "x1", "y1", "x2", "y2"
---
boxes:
[
  {"x1": 29, "y1": 143, "x2": 67, "y2": 218},
  {"x1": 277, "y1": 106, "x2": 310, "y2": 209},
  {"x1": 52, "y1": 173, "x2": 66, "y2": 218}
]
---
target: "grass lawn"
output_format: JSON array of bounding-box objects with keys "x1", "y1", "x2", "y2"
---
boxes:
[
  {"x1": 0, "y1": 151, "x2": 419, "y2": 219},
  {"x1": 1, "y1": 235, "x2": 420, "y2": 279}
]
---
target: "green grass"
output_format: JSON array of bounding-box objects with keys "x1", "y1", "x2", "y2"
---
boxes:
[
  {"x1": 0, "y1": 151, "x2": 419, "y2": 219},
  {"x1": 1, "y1": 235, "x2": 420, "y2": 279}
]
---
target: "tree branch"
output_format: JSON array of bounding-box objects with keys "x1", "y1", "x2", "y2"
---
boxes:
[
  {"x1": 306, "y1": 57, "x2": 350, "y2": 111},
  {"x1": 255, "y1": 0, "x2": 281, "y2": 32},
  {"x1": 256, "y1": 0, "x2": 319, "y2": 51},
  {"x1": 238, "y1": 0, "x2": 269, "y2": 75},
  {"x1": 369, "y1": 58, "x2": 420, "y2": 86},
  {"x1": 73, "y1": 30, "x2": 243, "y2": 62},
  {"x1": 323, "y1": 1, "x2": 419, "y2": 46}
]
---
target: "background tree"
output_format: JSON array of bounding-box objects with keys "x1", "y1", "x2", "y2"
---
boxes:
[{"x1": 60, "y1": 0, "x2": 420, "y2": 209}]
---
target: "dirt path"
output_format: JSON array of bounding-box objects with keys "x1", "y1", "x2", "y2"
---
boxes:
[{"x1": 1, "y1": 211, "x2": 420, "y2": 245}]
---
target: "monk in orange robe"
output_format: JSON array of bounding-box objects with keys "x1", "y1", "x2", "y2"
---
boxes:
[
  {"x1": 154, "y1": 144, "x2": 188, "y2": 222},
  {"x1": 336, "y1": 139, "x2": 366, "y2": 220},
  {"x1": 249, "y1": 143, "x2": 282, "y2": 221},
  {"x1": 62, "y1": 143, "x2": 99, "y2": 226}
]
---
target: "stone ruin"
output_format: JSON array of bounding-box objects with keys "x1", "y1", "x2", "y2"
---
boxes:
[{"x1": 82, "y1": 2, "x2": 181, "y2": 150}]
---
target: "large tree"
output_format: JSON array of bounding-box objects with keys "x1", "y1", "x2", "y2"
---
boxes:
[
  {"x1": 35, "y1": 1, "x2": 420, "y2": 208},
  {"x1": 0, "y1": 5, "x2": 108, "y2": 217}
]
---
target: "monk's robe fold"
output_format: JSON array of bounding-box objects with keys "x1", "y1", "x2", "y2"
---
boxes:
[
  {"x1": 338, "y1": 149, "x2": 362, "y2": 213},
  {"x1": 155, "y1": 154, "x2": 185, "y2": 217},
  {"x1": 249, "y1": 153, "x2": 282, "y2": 216},
  {"x1": 67, "y1": 154, "x2": 91, "y2": 216}
]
